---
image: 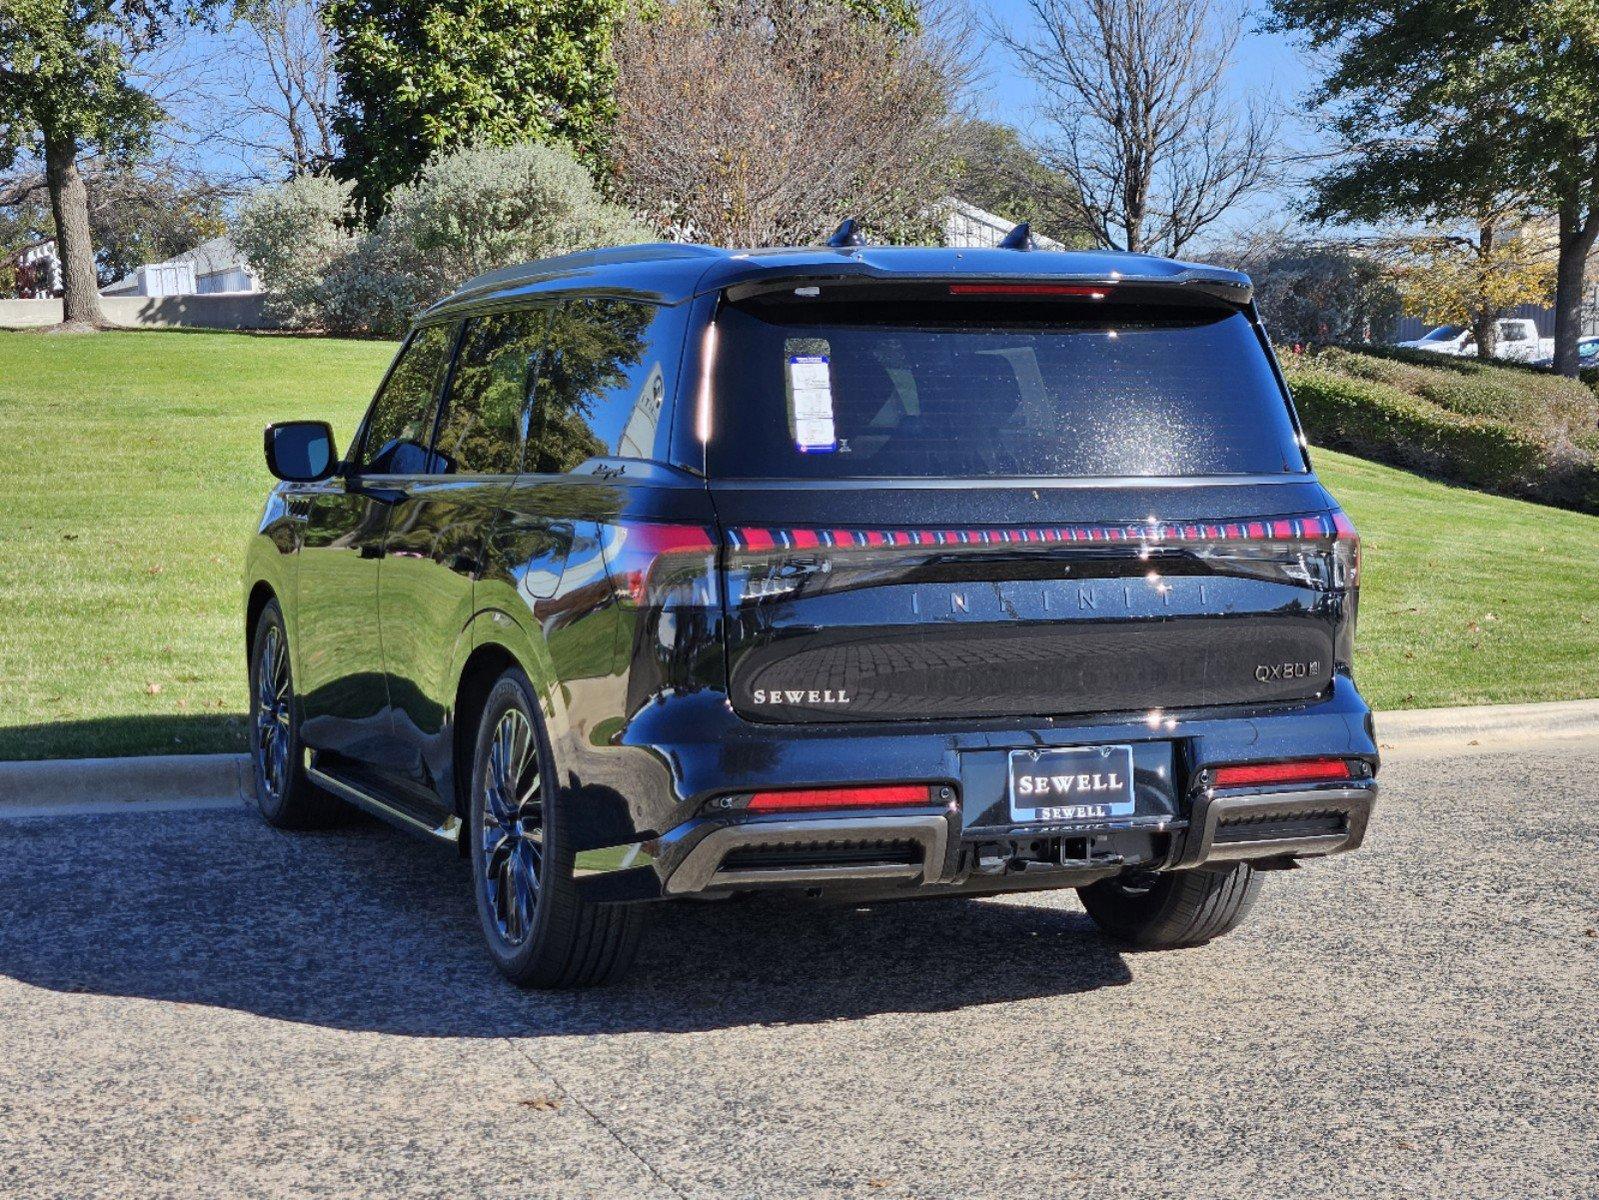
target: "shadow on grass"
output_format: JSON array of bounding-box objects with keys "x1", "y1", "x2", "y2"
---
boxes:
[
  {"x1": 0, "y1": 805, "x2": 1133, "y2": 1036},
  {"x1": 0, "y1": 714, "x2": 248, "y2": 762}
]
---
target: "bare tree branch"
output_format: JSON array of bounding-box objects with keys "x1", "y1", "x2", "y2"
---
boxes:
[{"x1": 988, "y1": 0, "x2": 1278, "y2": 256}]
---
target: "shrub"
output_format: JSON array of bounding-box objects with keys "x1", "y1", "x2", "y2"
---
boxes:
[
  {"x1": 1283, "y1": 350, "x2": 1599, "y2": 513},
  {"x1": 233, "y1": 143, "x2": 653, "y2": 335},
  {"x1": 233, "y1": 174, "x2": 363, "y2": 330},
  {"x1": 1231, "y1": 243, "x2": 1402, "y2": 347}
]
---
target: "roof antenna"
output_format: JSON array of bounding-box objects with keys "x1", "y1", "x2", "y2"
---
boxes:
[
  {"x1": 999, "y1": 222, "x2": 1036, "y2": 251},
  {"x1": 827, "y1": 218, "x2": 867, "y2": 248}
]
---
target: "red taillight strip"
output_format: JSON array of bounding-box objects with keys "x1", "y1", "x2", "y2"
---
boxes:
[
  {"x1": 607, "y1": 522, "x2": 718, "y2": 605},
  {"x1": 1211, "y1": 759, "x2": 1353, "y2": 788},
  {"x1": 745, "y1": 784, "x2": 934, "y2": 813},
  {"x1": 947, "y1": 282, "x2": 1114, "y2": 298},
  {"x1": 726, "y1": 513, "x2": 1342, "y2": 551}
]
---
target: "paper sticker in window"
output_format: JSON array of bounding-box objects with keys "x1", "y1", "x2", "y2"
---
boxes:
[{"x1": 786, "y1": 350, "x2": 837, "y2": 453}]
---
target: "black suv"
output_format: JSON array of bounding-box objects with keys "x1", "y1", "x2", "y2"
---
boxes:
[{"x1": 245, "y1": 240, "x2": 1377, "y2": 987}]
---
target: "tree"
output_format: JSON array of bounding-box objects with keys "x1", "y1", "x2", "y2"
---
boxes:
[
  {"x1": 609, "y1": 0, "x2": 972, "y2": 246},
  {"x1": 988, "y1": 0, "x2": 1276, "y2": 256},
  {"x1": 325, "y1": 0, "x2": 625, "y2": 220},
  {"x1": 1231, "y1": 239, "x2": 1402, "y2": 346},
  {"x1": 225, "y1": 0, "x2": 339, "y2": 177},
  {"x1": 948, "y1": 119, "x2": 1093, "y2": 247},
  {"x1": 1387, "y1": 220, "x2": 1554, "y2": 360},
  {"x1": 1266, "y1": 1, "x2": 1599, "y2": 376},
  {"x1": 0, "y1": 1, "x2": 197, "y2": 326}
]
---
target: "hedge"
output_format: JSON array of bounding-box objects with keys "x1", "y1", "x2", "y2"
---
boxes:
[{"x1": 1283, "y1": 356, "x2": 1599, "y2": 514}]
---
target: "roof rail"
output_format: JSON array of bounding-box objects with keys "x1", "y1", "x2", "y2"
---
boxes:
[
  {"x1": 826, "y1": 218, "x2": 867, "y2": 248},
  {"x1": 999, "y1": 222, "x2": 1036, "y2": 251}
]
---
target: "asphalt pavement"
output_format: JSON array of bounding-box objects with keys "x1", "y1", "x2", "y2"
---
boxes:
[{"x1": 2, "y1": 739, "x2": 1595, "y2": 1199}]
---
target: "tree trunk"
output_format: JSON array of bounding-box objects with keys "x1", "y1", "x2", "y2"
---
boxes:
[
  {"x1": 1471, "y1": 308, "x2": 1497, "y2": 360},
  {"x1": 1473, "y1": 222, "x2": 1497, "y2": 360},
  {"x1": 1553, "y1": 202, "x2": 1599, "y2": 377},
  {"x1": 43, "y1": 134, "x2": 105, "y2": 328}
]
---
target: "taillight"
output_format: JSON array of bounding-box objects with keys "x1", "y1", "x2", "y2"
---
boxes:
[
  {"x1": 745, "y1": 784, "x2": 934, "y2": 813},
  {"x1": 1331, "y1": 507, "x2": 1360, "y2": 590},
  {"x1": 1211, "y1": 758, "x2": 1353, "y2": 789},
  {"x1": 602, "y1": 522, "x2": 717, "y2": 608},
  {"x1": 947, "y1": 283, "x2": 1114, "y2": 299}
]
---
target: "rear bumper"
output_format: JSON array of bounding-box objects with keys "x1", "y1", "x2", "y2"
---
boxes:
[
  {"x1": 644, "y1": 782, "x2": 1375, "y2": 899},
  {"x1": 570, "y1": 674, "x2": 1379, "y2": 902}
]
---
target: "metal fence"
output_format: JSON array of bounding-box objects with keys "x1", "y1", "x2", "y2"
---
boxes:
[{"x1": 1390, "y1": 290, "x2": 1599, "y2": 343}]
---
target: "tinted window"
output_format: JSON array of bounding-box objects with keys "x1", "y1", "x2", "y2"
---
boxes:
[
  {"x1": 526, "y1": 299, "x2": 676, "y2": 474},
  {"x1": 707, "y1": 297, "x2": 1306, "y2": 479},
  {"x1": 359, "y1": 323, "x2": 455, "y2": 474},
  {"x1": 436, "y1": 311, "x2": 541, "y2": 475}
]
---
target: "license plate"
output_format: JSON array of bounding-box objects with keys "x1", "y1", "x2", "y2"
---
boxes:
[{"x1": 1008, "y1": 745, "x2": 1136, "y2": 824}]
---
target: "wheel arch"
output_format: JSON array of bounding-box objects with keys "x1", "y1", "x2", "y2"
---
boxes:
[{"x1": 245, "y1": 580, "x2": 278, "y2": 658}]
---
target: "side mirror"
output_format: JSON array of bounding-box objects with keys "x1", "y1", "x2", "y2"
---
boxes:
[{"x1": 264, "y1": 421, "x2": 338, "y2": 482}]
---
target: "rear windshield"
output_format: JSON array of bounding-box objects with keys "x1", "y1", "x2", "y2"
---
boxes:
[{"x1": 706, "y1": 294, "x2": 1307, "y2": 479}]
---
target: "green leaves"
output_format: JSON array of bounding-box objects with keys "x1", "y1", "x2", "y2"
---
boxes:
[{"x1": 325, "y1": 0, "x2": 626, "y2": 220}]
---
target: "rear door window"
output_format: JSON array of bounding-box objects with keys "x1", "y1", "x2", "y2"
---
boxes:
[
  {"x1": 525, "y1": 299, "x2": 681, "y2": 473},
  {"x1": 706, "y1": 293, "x2": 1307, "y2": 479},
  {"x1": 358, "y1": 323, "x2": 455, "y2": 475}
]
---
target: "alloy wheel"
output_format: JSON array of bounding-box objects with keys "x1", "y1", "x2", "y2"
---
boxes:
[
  {"x1": 480, "y1": 708, "x2": 543, "y2": 946},
  {"x1": 254, "y1": 625, "x2": 292, "y2": 802}
]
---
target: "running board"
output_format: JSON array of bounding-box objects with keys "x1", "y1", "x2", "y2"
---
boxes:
[{"x1": 305, "y1": 760, "x2": 461, "y2": 846}]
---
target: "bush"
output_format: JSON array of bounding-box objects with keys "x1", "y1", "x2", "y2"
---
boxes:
[
  {"x1": 1283, "y1": 348, "x2": 1599, "y2": 513},
  {"x1": 234, "y1": 174, "x2": 364, "y2": 330},
  {"x1": 1231, "y1": 243, "x2": 1402, "y2": 347},
  {"x1": 233, "y1": 143, "x2": 653, "y2": 335}
]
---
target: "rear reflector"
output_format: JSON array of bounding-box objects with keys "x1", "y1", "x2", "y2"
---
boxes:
[
  {"x1": 746, "y1": 784, "x2": 934, "y2": 813},
  {"x1": 1212, "y1": 759, "x2": 1352, "y2": 789},
  {"x1": 948, "y1": 283, "x2": 1112, "y2": 299}
]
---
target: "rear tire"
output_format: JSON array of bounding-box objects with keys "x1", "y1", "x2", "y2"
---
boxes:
[
  {"x1": 249, "y1": 599, "x2": 343, "y2": 829},
  {"x1": 1077, "y1": 863, "x2": 1263, "y2": 948},
  {"x1": 468, "y1": 668, "x2": 643, "y2": 988}
]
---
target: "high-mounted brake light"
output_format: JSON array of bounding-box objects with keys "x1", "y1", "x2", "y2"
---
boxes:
[
  {"x1": 605, "y1": 521, "x2": 717, "y2": 607},
  {"x1": 948, "y1": 283, "x2": 1113, "y2": 299},
  {"x1": 1211, "y1": 759, "x2": 1352, "y2": 789},
  {"x1": 745, "y1": 784, "x2": 934, "y2": 813}
]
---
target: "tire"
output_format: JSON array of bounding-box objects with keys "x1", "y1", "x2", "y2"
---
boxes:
[
  {"x1": 1077, "y1": 863, "x2": 1263, "y2": 949},
  {"x1": 248, "y1": 599, "x2": 342, "y2": 829},
  {"x1": 468, "y1": 667, "x2": 643, "y2": 988}
]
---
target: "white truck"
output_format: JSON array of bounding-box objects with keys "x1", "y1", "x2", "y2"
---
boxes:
[{"x1": 1396, "y1": 318, "x2": 1554, "y2": 363}]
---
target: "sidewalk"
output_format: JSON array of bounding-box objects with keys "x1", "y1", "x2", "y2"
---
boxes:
[{"x1": 2, "y1": 699, "x2": 1597, "y2": 810}]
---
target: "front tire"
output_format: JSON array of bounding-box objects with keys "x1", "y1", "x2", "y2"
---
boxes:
[
  {"x1": 1077, "y1": 863, "x2": 1263, "y2": 948},
  {"x1": 248, "y1": 599, "x2": 341, "y2": 828},
  {"x1": 468, "y1": 668, "x2": 643, "y2": 988}
]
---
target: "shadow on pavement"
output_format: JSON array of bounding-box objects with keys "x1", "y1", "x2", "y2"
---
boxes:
[{"x1": 0, "y1": 806, "x2": 1131, "y2": 1035}]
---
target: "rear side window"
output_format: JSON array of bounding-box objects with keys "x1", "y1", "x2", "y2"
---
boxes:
[
  {"x1": 525, "y1": 299, "x2": 683, "y2": 474},
  {"x1": 359, "y1": 323, "x2": 455, "y2": 474},
  {"x1": 706, "y1": 295, "x2": 1306, "y2": 479},
  {"x1": 436, "y1": 310, "x2": 541, "y2": 475}
]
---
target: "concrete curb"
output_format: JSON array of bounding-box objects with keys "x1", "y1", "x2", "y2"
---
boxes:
[
  {"x1": 2, "y1": 700, "x2": 1597, "y2": 813},
  {"x1": 0, "y1": 752, "x2": 253, "y2": 817},
  {"x1": 1374, "y1": 699, "x2": 1599, "y2": 753}
]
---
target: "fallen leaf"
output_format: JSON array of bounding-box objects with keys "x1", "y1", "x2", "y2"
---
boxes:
[
  {"x1": 61, "y1": 532, "x2": 78, "y2": 541},
  {"x1": 144, "y1": 682, "x2": 163, "y2": 696},
  {"x1": 1584, "y1": 928, "x2": 1596, "y2": 938},
  {"x1": 519, "y1": 1096, "x2": 562, "y2": 1112},
  {"x1": 867, "y1": 1181, "x2": 892, "y2": 1190}
]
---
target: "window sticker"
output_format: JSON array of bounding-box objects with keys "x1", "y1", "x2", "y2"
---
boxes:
[{"x1": 785, "y1": 339, "x2": 837, "y2": 453}]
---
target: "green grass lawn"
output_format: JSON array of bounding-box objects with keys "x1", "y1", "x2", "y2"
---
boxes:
[{"x1": 1, "y1": 328, "x2": 1595, "y2": 760}]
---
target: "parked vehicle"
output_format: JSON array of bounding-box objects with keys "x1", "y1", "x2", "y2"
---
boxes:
[
  {"x1": 1529, "y1": 335, "x2": 1599, "y2": 370},
  {"x1": 245, "y1": 237, "x2": 1378, "y2": 987},
  {"x1": 1396, "y1": 318, "x2": 1553, "y2": 362}
]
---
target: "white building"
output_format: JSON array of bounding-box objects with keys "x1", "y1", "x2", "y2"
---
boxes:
[
  {"x1": 100, "y1": 236, "x2": 261, "y2": 298},
  {"x1": 939, "y1": 198, "x2": 1066, "y2": 251}
]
